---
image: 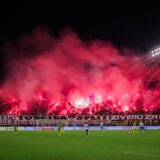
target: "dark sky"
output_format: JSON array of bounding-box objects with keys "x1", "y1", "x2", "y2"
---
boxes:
[{"x1": 0, "y1": 3, "x2": 160, "y2": 82}]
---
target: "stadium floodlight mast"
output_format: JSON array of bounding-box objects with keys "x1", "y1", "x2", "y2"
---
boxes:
[{"x1": 151, "y1": 47, "x2": 160, "y2": 57}]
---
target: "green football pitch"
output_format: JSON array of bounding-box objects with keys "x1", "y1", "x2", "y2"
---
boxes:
[{"x1": 0, "y1": 130, "x2": 160, "y2": 160}]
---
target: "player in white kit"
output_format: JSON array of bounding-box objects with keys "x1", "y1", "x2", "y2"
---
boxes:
[{"x1": 84, "y1": 122, "x2": 89, "y2": 137}]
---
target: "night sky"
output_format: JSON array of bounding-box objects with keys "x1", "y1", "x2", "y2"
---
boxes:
[{"x1": 0, "y1": 3, "x2": 160, "y2": 82}]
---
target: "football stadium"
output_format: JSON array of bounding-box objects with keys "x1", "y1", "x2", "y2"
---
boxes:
[
  {"x1": 1, "y1": 46, "x2": 160, "y2": 160},
  {"x1": 1, "y1": 5, "x2": 160, "y2": 160}
]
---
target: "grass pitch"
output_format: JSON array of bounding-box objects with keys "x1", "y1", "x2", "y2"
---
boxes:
[{"x1": 0, "y1": 130, "x2": 160, "y2": 160}]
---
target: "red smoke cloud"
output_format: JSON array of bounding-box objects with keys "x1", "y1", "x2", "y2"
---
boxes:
[{"x1": 0, "y1": 27, "x2": 160, "y2": 115}]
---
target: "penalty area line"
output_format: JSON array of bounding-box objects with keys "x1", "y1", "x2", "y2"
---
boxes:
[{"x1": 124, "y1": 151, "x2": 160, "y2": 158}]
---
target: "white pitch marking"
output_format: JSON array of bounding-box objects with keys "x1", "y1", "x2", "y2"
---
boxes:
[
  {"x1": 124, "y1": 151, "x2": 160, "y2": 158},
  {"x1": 152, "y1": 150, "x2": 160, "y2": 152}
]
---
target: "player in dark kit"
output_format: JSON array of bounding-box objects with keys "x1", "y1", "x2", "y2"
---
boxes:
[
  {"x1": 13, "y1": 123, "x2": 17, "y2": 133},
  {"x1": 57, "y1": 121, "x2": 63, "y2": 136}
]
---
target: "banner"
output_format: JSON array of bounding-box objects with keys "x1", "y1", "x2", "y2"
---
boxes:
[
  {"x1": 0, "y1": 115, "x2": 160, "y2": 125},
  {"x1": 0, "y1": 115, "x2": 160, "y2": 120}
]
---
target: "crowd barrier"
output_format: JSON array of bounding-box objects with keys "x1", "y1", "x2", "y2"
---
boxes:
[{"x1": 0, "y1": 126, "x2": 160, "y2": 131}]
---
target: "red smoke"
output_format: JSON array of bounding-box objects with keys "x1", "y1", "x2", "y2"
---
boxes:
[{"x1": 0, "y1": 27, "x2": 160, "y2": 115}]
